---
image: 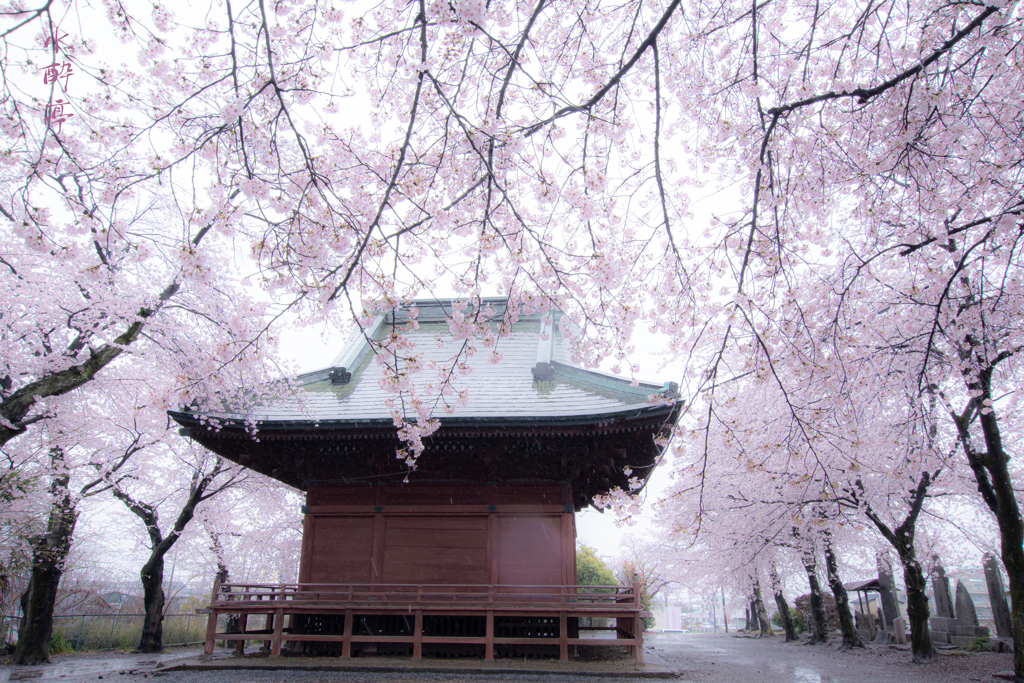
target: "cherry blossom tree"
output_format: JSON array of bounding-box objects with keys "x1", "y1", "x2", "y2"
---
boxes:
[
  {"x1": 3, "y1": 0, "x2": 1023, "y2": 674},
  {"x1": 111, "y1": 447, "x2": 246, "y2": 653}
]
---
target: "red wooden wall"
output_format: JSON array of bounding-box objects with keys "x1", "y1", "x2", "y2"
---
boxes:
[{"x1": 298, "y1": 485, "x2": 577, "y2": 587}]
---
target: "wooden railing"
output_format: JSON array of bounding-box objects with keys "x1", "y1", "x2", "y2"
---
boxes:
[{"x1": 203, "y1": 581, "x2": 646, "y2": 663}]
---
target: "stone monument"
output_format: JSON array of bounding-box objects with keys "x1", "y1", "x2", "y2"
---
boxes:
[
  {"x1": 877, "y1": 554, "x2": 901, "y2": 630},
  {"x1": 947, "y1": 580, "x2": 990, "y2": 648},
  {"x1": 955, "y1": 580, "x2": 979, "y2": 627},
  {"x1": 893, "y1": 616, "x2": 907, "y2": 645},
  {"x1": 932, "y1": 558, "x2": 955, "y2": 619},
  {"x1": 984, "y1": 553, "x2": 1013, "y2": 640},
  {"x1": 929, "y1": 557, "x2": 957, "y2": 644}
]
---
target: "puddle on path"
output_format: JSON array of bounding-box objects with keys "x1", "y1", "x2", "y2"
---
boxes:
[
  {"x1": 0, "y1": 650, "x2": 203, "y2": 682},
  {"x1": 793, "y1": 666, "x2": 836, "y2": 682}
]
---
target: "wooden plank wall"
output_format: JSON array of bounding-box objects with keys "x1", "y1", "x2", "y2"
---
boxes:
[
  {"x1": 383, "y1": 516, "x2": 488, "y2": 584},
  {"x1": 299, "y1": 485, "x2": 576, "y2": 586}
]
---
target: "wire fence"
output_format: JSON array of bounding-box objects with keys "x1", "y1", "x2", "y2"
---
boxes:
[{"x1": 0, "y1": 613, "x2": 208, "y2": 652}]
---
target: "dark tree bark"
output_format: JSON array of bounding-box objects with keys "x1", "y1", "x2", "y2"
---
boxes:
[
  {"x1": 770, "y1": 565, "x2": 798, "y2": 642},
  {"x1": 114, "y1": 458, "x2": 236, "y2": 653},
  {"x1": 12, "y1": 451, "x2": 77, "y2": 665},
  {"x1": 12, "y1": 441, "x2": 141, "y2": 665},
  {"x1": 752, "y1": 578, "x2": 773, "y2": 636},
  {"x1": 138, "y1": 554, "x2": 166, "y2": 652},
  {"x1": 802, "y1": 552, "x2": 829, "y2": 644},
  {"x1": 949, "y1": 358, "x2": 1024, "y2": 681},
  {"x1": 859, "y1": 472, "x2": 936, "y2": 660},
  {"x1": 822, "y1": 531, "x2": 865, "y2": 649}
]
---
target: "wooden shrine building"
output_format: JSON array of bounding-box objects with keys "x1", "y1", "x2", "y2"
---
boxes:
[{"x1": 170, "y1": 299, "x2": 682, "y2": 661}]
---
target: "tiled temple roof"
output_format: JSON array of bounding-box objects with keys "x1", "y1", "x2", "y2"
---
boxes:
[{"x1": 183, "y1": 298, "x2": 678, "y2": 429}]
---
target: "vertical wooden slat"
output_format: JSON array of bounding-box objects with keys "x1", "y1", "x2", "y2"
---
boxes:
[
  {"x1": 634, "y1": 610, "x2": 645, "y2": 665},
  {"x1": 203, "y1": 579, "x2": 221, "y2": 656},
  {"x1": 632, "y1": 580, "x2": 643, "y2": 662},
  {"x1": 235, "y1": 612, "x2": 248, "y2": 655},
  {"x1": 485, "y1": 609, "x2": 494, "y2": 660},
  {"x1": 341, "y1": 609, "x2": 353, "y2": 658},
  {"x1": 371, "y1": 514, "x2": 385, "y2": 583},
  {"x1": 235, "y1": 586, "x2": 249, "y2": 655},
  {"x1": 298, "y1": 513, "x2": 314, "y2": 583},
  {"x1": 486, "y1": 513, "x2": 495, "y2": 584},
  {"x1": 559, "y1": 610, "x2": 568, "y2": 661},
  {"x1": 413, "y1": 610, "x2": 423, "y2": 659},
  {"x1": 264, "y1": 586, "x2": 275, "y2": 652},
  {"x1": 270, "y1": 608, "x2": 284, "y2": 656},
  {"x1": 561, "y1": 513, "x2": 574, "y2": 587}
]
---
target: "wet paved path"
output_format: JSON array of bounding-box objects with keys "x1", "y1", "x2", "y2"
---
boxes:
[
  {"x1": 656, "y1": 631, "x2": 1012, "y2": 682},
  {"x1": 1, "y1": 632, "x2": 1015, "y2": 682}
]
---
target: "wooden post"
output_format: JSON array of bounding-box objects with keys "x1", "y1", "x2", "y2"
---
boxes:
[
  {"x1": 203, "y1": 579, "x2": 221, "y2": 656},
  {"x1": 264, "y1": 585, "x2": 279, "y2": 652},
  {"x1": 263, "y1": 590, "x2": 274, "y2": 652},
  {"x1": 270, "y1": 608, "x2": 284, "y2": 657},
  {"x1": 631, "y1": 580, "x2": 642, "y2": 660},
  {"x1": 634, "y1": 610, "x2": 645, "y2": 665},
  {"x1": 485, "y1": 609, "x2": 494, "y2": 660},
  {"x1": 236, "y1": 611, "x2": 248, "y2": 655},
  {"x1": 341, "y1": 609, "x2": 353, "y2": 658},
  {"x1": 413, "y1": 610, "x2": 423, "y2": 659},
  {"x1": 559, "y1": 611, "x2": 568, "y2": 661},
  {"x1": 234, "y1": 586, "x2": 249, "y2": 655}
]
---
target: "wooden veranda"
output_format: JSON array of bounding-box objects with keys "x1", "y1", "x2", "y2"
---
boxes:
[{"x1": 203, "y1": 581, "x2": 648, "y2": 663}]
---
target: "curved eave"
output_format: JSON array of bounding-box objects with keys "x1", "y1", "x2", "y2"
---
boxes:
[{"x1": 168, "y1": 400, "x2": 682, "y2": 435}]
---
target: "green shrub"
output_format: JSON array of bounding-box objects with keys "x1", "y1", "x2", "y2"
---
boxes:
[
  {"x1": 967, "y1": 636, "x2": 992, "y2": 652},
  {"x1": 49, "y1": 631, "x2": 73, "y2": 654},
  {"x1": 771, "y1": 609, "x2": 807, "y2": 633}
]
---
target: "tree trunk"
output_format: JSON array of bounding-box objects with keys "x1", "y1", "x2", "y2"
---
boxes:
[
  {"x1": 822, "y1": 533, "x2": 864, "y2": 649},
  {"x1": 722, "y1": 587, "x2": 729, "y2": 633},
  {"x1": 138, "y1": 555, "x2": 166, "y2": 652},
  {"x1": 980, "y1": 417, "x2": 1024, "y2": 682},
  {"x1": 953, "y1": 364, "x2": 1024, "y2": 681},
  {"x1": 861, "y1": 471, "x2": 936, "y2": 660},
  {"x1": 803, "y1": 554, "x2": 829, "y2": 644},
  {"x1": 981, "y1": 422, "x2": 1024, "y2": 678},
  {"x1": 13, "y1": 460, "x2": 78, "y2": 665},
  {"x1": 752, "y1": 579, "x2": 773, "y2": 637},
  {"x1": 116, "y1": 457, "x2": 233, "y2": 653},
  {"x1": 900, "y1": 554, "x2": 935, "y2": 659},
  {"x1": 770, "y1": 566, "x2": 797, "y2": 642}
]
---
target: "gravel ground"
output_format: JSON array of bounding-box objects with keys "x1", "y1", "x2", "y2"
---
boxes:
[{"x1": 0, "y1": 632, "x2": 1015, "y2": 683}]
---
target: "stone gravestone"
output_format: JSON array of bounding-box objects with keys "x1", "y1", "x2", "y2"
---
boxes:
[
  {"x1": 984, "y1": 553, "x2": 1014, "y2": 639},
  {"x1": 932, "y1": 559, "x2": 955, "y2": 619},
  {"x1": 955, "y1": 580, "x2": 979, "y2": 627},
  {"x1": 892, "y1": 617, "x2": 907, "y2": 645},
  {"x1": 929, "y1": 557, "x2": 957, "y2": 644},
  {"x1": 877, "y1": 554, "x2": 901, "y2": 630},
  {"x1": 949, "y1": 580, "x2": 991, "y2": 648}
]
